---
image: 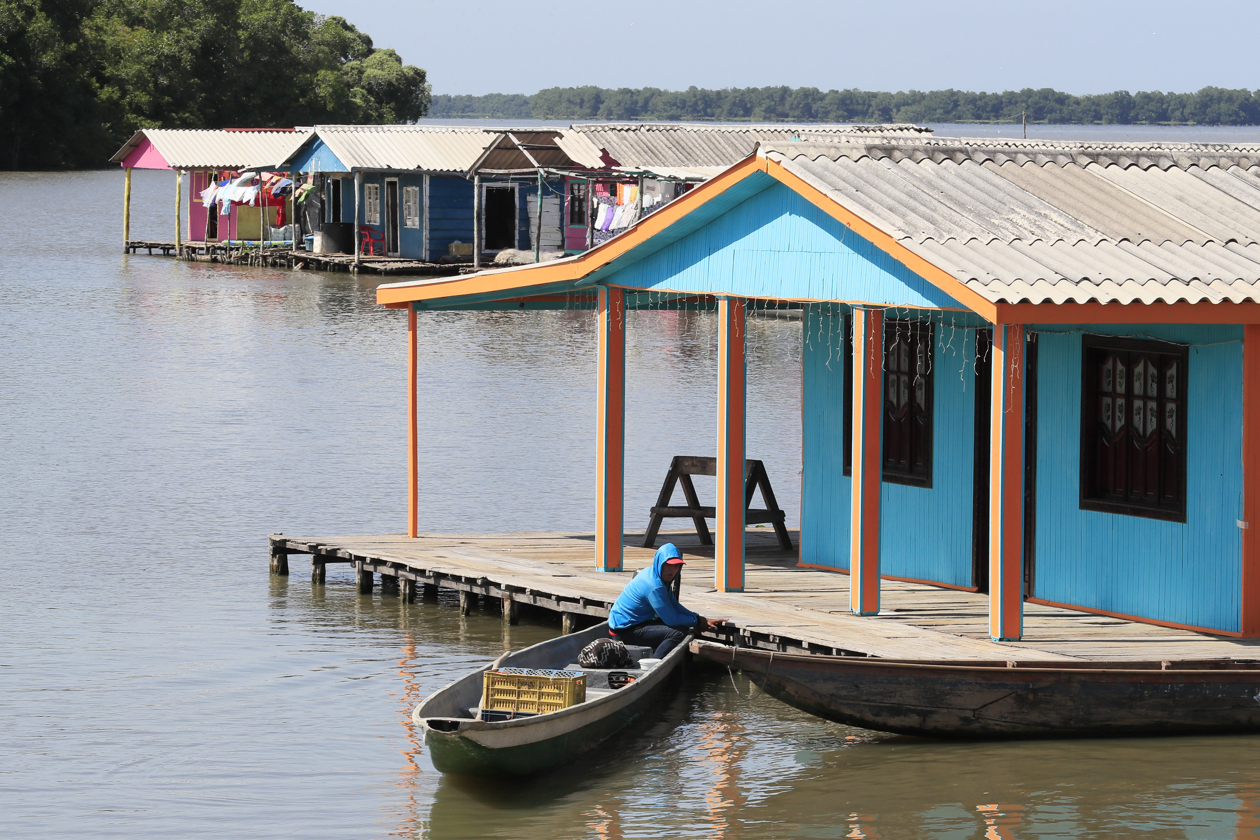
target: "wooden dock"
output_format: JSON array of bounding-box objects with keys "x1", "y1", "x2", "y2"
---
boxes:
[{"x1": 268, "y1": 530, "x2": 1260, "y2": 662}]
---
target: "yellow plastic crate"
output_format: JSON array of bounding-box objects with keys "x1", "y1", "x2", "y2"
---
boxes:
[{"x1": 481, "y1": 668, "x2": 587, "y2": 715}]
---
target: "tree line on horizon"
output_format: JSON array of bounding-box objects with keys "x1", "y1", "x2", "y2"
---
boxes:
[
  {"x1": 430, "y1": 85, "x2": 1260, "y2": 127},
  {"x1": 0, "y1": 0, "x2": 431, "y2": 170}
]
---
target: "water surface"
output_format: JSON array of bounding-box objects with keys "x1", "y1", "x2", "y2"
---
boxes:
[{"x1": 3, "y1": 139, "x2": 1260, "y2": 838}]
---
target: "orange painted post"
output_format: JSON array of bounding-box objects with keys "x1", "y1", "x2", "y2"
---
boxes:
[
  {"x1": 407, "y1": 306, "x2": 419, "y2": 538},
  {"x1": 989, "y1": 323, "x2": 1026, "y2": 640},
  {"x1": 595, "y1": 286, "x2": 626, "y2": 572},
  {"x1": 1242, "y1": 325, "x2": 1260, "y2": 636},
  {"x1": 850, "y1": 307, "x2": 884, "y2": 615},
  {"x1": 717, "y1": 297, "x2": 746, "y2": 592}
]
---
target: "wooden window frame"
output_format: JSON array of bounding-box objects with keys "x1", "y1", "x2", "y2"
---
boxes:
[
  {"x1": 402, "y1": 185, "x2": 420, "y2": 229},
  {"x1": 1079, "y1": 335, "x2": 1188, "y2": 523},
  {"x1": 364, "y1": 182, "x2": 381, "y2": 226},
  {"x1": 841, "y1": 315, "x2": 935, "y2": 488},
  {"x1": 568, "y1": 180, "x2": 588, "y2": 228}
]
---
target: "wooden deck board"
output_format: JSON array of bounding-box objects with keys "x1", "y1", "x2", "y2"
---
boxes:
[{"x1": 271, "y1": 530, "x2": 1260, "y2": 662}]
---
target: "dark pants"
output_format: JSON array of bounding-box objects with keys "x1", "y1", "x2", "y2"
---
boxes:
[{"x1": 613, "y1": 621, "x2": 686, "y2": 659}]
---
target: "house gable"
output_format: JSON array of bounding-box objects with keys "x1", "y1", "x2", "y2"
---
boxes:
[{"x1": 603, "y1": 181, "x2": 966, "y2": 310}]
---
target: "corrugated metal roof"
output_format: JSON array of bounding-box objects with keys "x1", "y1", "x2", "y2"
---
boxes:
[
  {"x1": 761, "y1": 137, "x2": 1260, "y2": 306},
  {"x1": 109, "y1": 129, "x2": 310, "y2": 169},
  {"x1": 469, "y1": 131, "x2": 580, "y2": 174},
  {"x1": 309, "y1": 125, "x2": 504, "y2": 172},
  {"x1": 556, "y1": 123, "x2": 931, "y2": 170}
]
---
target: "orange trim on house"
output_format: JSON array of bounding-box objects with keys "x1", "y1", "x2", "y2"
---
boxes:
[
  {"x1": 850, "y1": 307, "x2": 883, "y2": 615},
  {"x1": 716, "y1": 297, "x2": 746, "y2": 592},
  {"x1": 990, "y1": 324, "x2": 1025, "y2": 641},
  {"x1": 1242, "y1": 324, "x2": 1260, "y2": 636},
  {"x1": 595, "y1": 287, "x2": 626, "y2": 572},
  {"x1": 375, "y1": 156, "x2": 768, "y2": 307},
  {"x1": 998, "y1": 300, "x2": 1260, "y2": 325},
  {"x1": 1026, "y1": 597, "x2": 1244, "y2": 638},
  {"x1": 407, "y1": 308, "x2": 419, "y2": 538}
]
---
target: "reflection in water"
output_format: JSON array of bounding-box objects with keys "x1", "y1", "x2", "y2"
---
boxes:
[{"x1": 8, "y1": 167, "x2": 1260, "y2": 838}]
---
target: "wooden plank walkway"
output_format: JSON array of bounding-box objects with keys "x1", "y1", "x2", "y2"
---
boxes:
[{"x1": 268, "y1": 529, "x2": 1260, "y2": 662}]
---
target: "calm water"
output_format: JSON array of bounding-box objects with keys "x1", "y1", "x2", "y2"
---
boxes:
[{"x1": 4, "y1": 130, "x2": 1260, "y2": 838}]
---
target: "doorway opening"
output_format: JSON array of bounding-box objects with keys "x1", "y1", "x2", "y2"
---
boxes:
[
  {"x1": 385, "y1": 179, "x2": 400, "y2": 256},
  {"x1": 483, "y1": 186, "x2": 516, "y2": 251}
]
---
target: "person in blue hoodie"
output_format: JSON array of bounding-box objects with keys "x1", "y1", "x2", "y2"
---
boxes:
[{"x1": 607, "y1": 543, "x2": 726, "y2": 658}]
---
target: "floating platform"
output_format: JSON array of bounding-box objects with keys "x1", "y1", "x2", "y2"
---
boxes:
[{"x1": 267, "y1": 530, "x2": 1260, "y2": 662}]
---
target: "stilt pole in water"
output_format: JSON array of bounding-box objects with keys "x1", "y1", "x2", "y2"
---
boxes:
[
  {"x1": 123, "y1": 167, "x2": 132, "y2": 251},
  {"x1": 174, "y1": 169, "x2": 182, "y2": 250},
  {"x1": 408, "y1": 306, "x2": 419, "y2": 537},
  {"x1": 501, "y1": 596, "x2": 518, "y2": 625}
]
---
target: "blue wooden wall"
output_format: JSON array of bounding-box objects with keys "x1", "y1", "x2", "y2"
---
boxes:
[
  {"x1": 428, "y1": 176, "x2": 474, "y2": 260},
  {"x1": 800, "y1": 309, "x2": 977, "y2": 587},
  {"x1": 611, "y1": 182, "x2": 964, "y2": 309},
  {"x1": 354, "y1": 173, "x2": 424, "y2": 259},
  {"x1": 1033, "y1": 324, "x2": 1243, "y2": 632}
]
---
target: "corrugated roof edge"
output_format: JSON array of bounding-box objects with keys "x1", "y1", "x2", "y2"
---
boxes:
[
  {"x1": 760, "y1": 137, "x2": 1260, "y2": 171},
  {"x1": 567, "y1": 122, "x2": 932, "y2": 134}
]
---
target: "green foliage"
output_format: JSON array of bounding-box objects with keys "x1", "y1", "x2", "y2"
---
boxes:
[
  {"x1": 0, "y1": 0, "x2": 431, "y2": 169},
  {"x1": 430, "y1": 85, "x2": 1260, "y2": 128}
]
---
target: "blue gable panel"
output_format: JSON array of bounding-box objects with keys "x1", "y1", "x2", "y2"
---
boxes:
[
  {"x1": 290, "y1": 140, "x2": 348, "y2": 174},
  {"x1": 605, "y1": 181, "x2": 963, "y2": 308},
  {"x1": 800, "y1": 309, "x2": 977, "y2": 586},
  {"x1": 1034, "y1": 324, "x2": 1243, "y2": 633},
  {"x1": 428, "y1": 176, "x2": 474, "y2": 260}
]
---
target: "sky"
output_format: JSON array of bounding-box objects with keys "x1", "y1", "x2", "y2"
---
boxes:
[{"x1": 302, "y1": 0, "x2": 1258, "y2": 97}]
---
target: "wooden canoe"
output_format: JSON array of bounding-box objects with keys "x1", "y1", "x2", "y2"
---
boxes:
[
  {"x1": 691, "y1": 640, "x2": 1260, "y2": 739},
  {"x1": 415, "y1": 624, "x2": 687, "y2": 776}
]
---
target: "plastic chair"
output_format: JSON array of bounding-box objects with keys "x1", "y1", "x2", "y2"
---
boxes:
[{"x1": 359, "y1": 226, "x2": 384, "y2": 256}]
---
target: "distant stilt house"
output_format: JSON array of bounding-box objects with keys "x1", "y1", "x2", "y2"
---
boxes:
[
  {"x1": 377, "y1": 134, "x2": 1260, "y2": 640},
  {"x1": 276, "y1": 125, "x2": 574, "y2": 266},
  {"x1": 109, "y1": 129, "x2": 310, "y2": 251}
]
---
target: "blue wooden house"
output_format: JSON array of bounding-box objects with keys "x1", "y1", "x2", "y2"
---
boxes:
[
  {"x1": 280, "y1": 125, "x2": 567, "y2": 261},
  {"x1": 376, "y1": 135, "x2": 1260, "y2": 641}
]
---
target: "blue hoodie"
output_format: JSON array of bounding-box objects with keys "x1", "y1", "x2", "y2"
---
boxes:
[{"x1": 608, "y1": 544, "x2": 701, "y2": 631}]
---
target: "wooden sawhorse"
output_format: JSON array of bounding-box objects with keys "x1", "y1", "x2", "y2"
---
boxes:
[{"x1": 642, "y1": 455, "x2": 793, "y2": 550}]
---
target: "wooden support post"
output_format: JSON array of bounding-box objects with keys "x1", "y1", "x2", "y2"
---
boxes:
[
  {"x1": 585, "y1": 179, "x2": 594, "y2": 251},
  {"x1": 716, "y1": 297, "x2": 746, "y2": 592},
  {"x1": 269, "y1": 545, "x2": 289, "y2": 576},
  {"x1": 473, "y1": 174, "x2": 481, "y2": 270},
  {"x1": 422, "y1": 173, "x2": 430, "y2": 261},
  {"x1": 311, "y1": 559, "x2": 326, "y2": 585},
  {"x1": 535, "y1": 169, "x2": 543, "y2": 264},
  {"x1": 408, "y1": 306, "x2": 419, "y2": 538},
  {"x1": 356, "y1": 561, "x2": 374, "y2": 594},
  {"x1": 459, "y1": 590, "x2": 473, "y2": 615},
  {"x1": 561, "y1": 612, "x2": 577, "y2": 634},
  {"x1": 595, "y1": 286, "x2": 626, "y2": 572},
  {"x1": 502, "y1": 596, "x2": 519, "y2": 625},
  {"x1": 401, "y1": 578, "x2": 416, "y2": 603},
  {"x1": 850, "y1": 306, "x2": 885, "y2": 616},
  {"x1": 990, "y1": 323, "x2": 1026, "y2": 641},
  {"x1": 1243, "y1": 324, "x2": 1260, "y2": 636},
  {"x1": 422, "y1": 582, "x2": 437, "y2": 600},
  {"x1": 123, "y1": 166, "x2": 132, "y2": 252},
  {"x1": 353, "y1": 170, "x2": 362, "y2": 270},
  {"x1": 381, "y1": 575, "x2": 400, "y2": 596},
  {"x1": 175, "y1": 169, "x2": 182, "y2": 250}
]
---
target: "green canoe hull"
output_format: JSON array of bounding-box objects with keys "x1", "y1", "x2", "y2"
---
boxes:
[{"x1": 425, "y1": 667, "x2": 672, "y2": 776}]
